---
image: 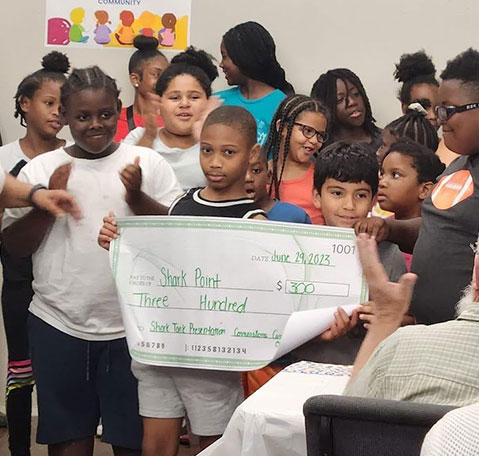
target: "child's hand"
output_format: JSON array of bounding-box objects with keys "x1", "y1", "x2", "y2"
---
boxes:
[
  {"x1": 192, "y1": 96, "x2": 223, "y2": 142},
  {"x1": 143, "y1": 93, "x2": 161, "y2": 136},
  {"x1": 318, "y1": 307, "x2": 359, "y2": 341},
  {"x1": 358, "y1": 301, "x2": 376, "y2": 329},
  {"x1": 98, "y1": 211, "x2": 119, "y2": 251},
  {"x1": 354, "y1": 217, "x2": 390, "y2": 241},
  {"x1": 49, "y1": 162, "x2": 72, "y2": 190},
  {"x1": 120, "y1": 156, "x2": 142, "y2": 203}
]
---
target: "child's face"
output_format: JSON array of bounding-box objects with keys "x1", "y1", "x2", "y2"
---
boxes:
[
  {"x1": 63, "y1": 88, "x2": 120, "y2": 156},
  {"x1": 284, "y1": 111, "x2": 327, "y2": 164},
  {"x1": 406, "y1": 83, "x2": 439, "y2": 129},
  {"x1": 438, "y1": 79, "x2": 479, "y2": 155},
  {"x1": 376, "y1": 128, "x2": 398, "y2": 163},
  {"x1": 132, "y1": 56, "x2": 169, "y2": 96},
  {"x1": 160, "y1": 74, "x2": 207, "y2": 136},
  {"x1": 312, "y1": 178, "x2": 374, "y2": 228},
  {"x1": 245, "y1": 158, "x2": 270, "y2": 201},
  {"x1": 378, "y1": 152, "x2": 428, "y2": 215},
  {"x1": 220, "y1": 41, "x2": 244, "y2": 86},
  {"x1": 336, "y1": 79, "x2": 366, "y2": 128},
  {"x1": 21, "y1": 80, "x2": 63, "y2": 138},
  {"x1": 200, "y1": 123, "x2": 254, "y2": 193}
]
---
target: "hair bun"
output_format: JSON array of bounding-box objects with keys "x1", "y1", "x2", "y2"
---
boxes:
[
  {"x1": 394, "y1": 50, "x2": 436, "y2": 83},
  {"x1": 171, "y1": 46, "x2": 218, "y2": 83},
  {"x1": 133, "y1": 35, "x2": 159, "y2": 52},
  {"x1": 42, "y1": 51, "x2": 70, "y2": 74},
  {"x1": 406, "y1": 102, "x2": 428, "y2": 117}
]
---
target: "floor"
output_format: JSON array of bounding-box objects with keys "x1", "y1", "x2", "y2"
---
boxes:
[{"x1": 0, "y1": 419, "x2": 199, "y2": 455}]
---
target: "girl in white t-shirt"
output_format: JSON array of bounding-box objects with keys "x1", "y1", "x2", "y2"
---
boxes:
[
  {"x1": 2, "y1": 65, "x2": 182, "y2": 456},
  {"x1": 124, "y1": 47, "x2": 220, "y2": 190},
  {"x1": 0, "y1": 50, "x2": 70, "y2": 456}
]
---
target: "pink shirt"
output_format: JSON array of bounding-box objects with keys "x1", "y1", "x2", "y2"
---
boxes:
[{"x1": 274, "y1": 165, "x2": 324, "y2": 225}]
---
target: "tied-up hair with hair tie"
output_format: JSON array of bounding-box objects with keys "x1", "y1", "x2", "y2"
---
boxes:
[
  {"x1": 222, "y1": 21, "x2": 294, "y2": 95},
  {"x1": 265, "y1": 94, "x2": 329, "y2": 200},
  {"x1": 386, "y1": 103, "x2": 439, "y2": 152},
  {"x1": 310, "y1": 68, "x2": 380, "y2": 145}
]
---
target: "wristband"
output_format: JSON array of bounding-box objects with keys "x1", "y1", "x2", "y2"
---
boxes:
[{"x1": 28, "y1": 184, "x2": 47, "y2": 208}]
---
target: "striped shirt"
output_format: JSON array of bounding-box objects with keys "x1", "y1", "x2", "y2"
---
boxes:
[{"x1": 344, "y1": 304, "x2": 479, "y2": 406}]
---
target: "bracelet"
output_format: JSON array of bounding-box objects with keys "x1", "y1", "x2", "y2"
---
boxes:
[{"x1": 28, "y1": 184, "x2": 47, "y2": 208}]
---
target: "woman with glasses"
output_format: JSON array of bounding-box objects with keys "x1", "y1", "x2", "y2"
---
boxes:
[
  {"x1": 311, "y1": 68, "x2": 381, "y2": 153},
  {"x1": 356, "y1": 48, "x2": 479, "y2": 326},
  {"x1": 265, "y1": 94, "x2": 329, "y2": 224}
]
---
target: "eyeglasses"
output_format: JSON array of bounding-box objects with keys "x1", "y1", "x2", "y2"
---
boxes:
[
  {"x1": 435, "y1": 103, "x2": 479, "y2": 122},
  {"x1": 293, "y1": 122, "x2": 329, "y2": 144}
]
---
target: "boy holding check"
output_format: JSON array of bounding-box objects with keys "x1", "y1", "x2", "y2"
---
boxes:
[
  {"x1": 99, "y1": 105, "x2": 265, "y2": 456},
  {"x1": 293, "y1": 141, "x2": 407, "y2": 365}
]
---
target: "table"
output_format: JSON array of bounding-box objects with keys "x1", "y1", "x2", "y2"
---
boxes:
[{"x1": 198, "y1": 361, "x2": 351, "y2": 456}]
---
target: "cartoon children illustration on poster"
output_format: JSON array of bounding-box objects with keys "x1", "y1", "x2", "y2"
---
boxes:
[
  {"x1": 69, "y1": 7, "x2": 89, "y2": 43},
  {"x1": 158, "y1": 13, "x2": 176, "y2": 47},
  {"x1": 138, "y1": 11, "x2": 156, "y2": 37},
  {"x1": 94, "y1": 10, "x2": 111, "y2": 45},
  {"x1": 45, "y1": 0, "x2": 190, "y2": 50},
  {"x1": 115, "y1": 10, "x2": 135, "y2": 45}
]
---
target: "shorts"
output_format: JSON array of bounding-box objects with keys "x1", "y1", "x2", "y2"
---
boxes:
[
  {"x1": 132, "y1": 360, "x2": 243, "y2": 436},
  {"x1": 28, "y1": 314, "x2": 142, "y2": 449}
]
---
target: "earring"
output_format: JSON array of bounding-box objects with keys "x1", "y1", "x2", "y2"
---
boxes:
[{"x1": 134, "y1": 83, "x2": 139, "y2": 88}]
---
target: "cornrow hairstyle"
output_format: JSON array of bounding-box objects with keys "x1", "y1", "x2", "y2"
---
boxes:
[
  {"x1": 202, "y1": 105, "x2": 257, "y2": 147},
  {"x1": 155, "y1": 47, "x2": 217, "y2": 97},
  {"x1": 440, "y1": 48, "x2": 479, "y2": 94},
  {"x1": 394, "y1": 50, "x2": 439, "y2": 105},
  {"x1": 383, "y1": 138, "x2": 445, "y2": 184},
  {"x1": 128, "y1": 35, "x2": 167, "y2": 75},
  {"x1": 14, "y1": 51, "x2": 70, "y2": 127},
  {"x1": 264, "y1": 94, "x2": 329, "y2": 200},
  {"x1": 311, "y1": 68, "x2": 380, "y2": 144},
  {"x1": 386, "y1": 108, "x2": 439, "y2": 152},
  {"x1": 61, "y1": 66, "x2": 121, "y2": 107},
  {"x1": 314, "y1": 141, "x2": 379, "y2": 196},
  {"x1": 222, "y1": 21, "x2": 294, "y2": 95}
]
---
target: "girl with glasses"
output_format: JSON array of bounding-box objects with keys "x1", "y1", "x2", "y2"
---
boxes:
[{"x1": 265, "y1": 94, "x2": 329, "y2": 224}]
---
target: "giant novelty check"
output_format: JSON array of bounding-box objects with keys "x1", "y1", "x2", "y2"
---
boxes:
[{"x1": 110, "y1": 217, "x2": 368, "y2": 371}]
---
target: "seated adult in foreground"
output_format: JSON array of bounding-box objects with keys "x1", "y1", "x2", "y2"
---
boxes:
[{"x1": 344, "y1": 234, "x2": 479, "y2": 407}]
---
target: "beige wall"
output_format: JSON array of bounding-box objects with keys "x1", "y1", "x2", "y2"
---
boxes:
[
  {"x1": 1, "y1": 0, "x2": 478, "y2": 144},
  {"x1": 0, "y1": 0, "x2": 477, "y2": 409}
]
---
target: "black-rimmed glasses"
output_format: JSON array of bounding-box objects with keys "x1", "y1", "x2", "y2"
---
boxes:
[
  {"x1": 293, "y1": 122, "x2": 329, "y2": 144},
  {"x1": 435, "y1": 103, "x2": 479, "y2": 122}
]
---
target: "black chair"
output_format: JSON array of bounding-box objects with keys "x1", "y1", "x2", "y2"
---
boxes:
[{"x1": 304, "y1": 395, "x2": 456, "y2": 456}]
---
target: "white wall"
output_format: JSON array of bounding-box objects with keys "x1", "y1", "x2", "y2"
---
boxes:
[{"x1": 1, "y1": 0, "x2": 478, "y2": 144}]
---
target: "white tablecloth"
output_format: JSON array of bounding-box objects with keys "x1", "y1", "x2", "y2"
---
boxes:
[{"x1": 199, "y1": 362, "x2": 351, "y2": 456}]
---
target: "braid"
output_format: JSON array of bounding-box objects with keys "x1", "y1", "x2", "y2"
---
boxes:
[
  {"x1": 387, "y1": 109, "x2": 439, "y2": 151},
  {"x1": 265, "y1": 94, "x2": 329, "y2": 199},
  {"x1": 223, "y1": 22, "x2": 294, "y2": 94},
  {"x1": 61, "y1": 66, "x2": 120, "y2": 107},
  {"x1": 311, "y1": 68, "x2": 379, "y2": 144}
]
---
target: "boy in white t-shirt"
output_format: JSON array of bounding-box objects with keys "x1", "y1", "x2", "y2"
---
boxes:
[{"x1": 2, "y1": 66, "x2": 182, "y2": 455}]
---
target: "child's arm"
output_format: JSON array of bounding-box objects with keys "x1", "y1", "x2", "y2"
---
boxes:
[
  {"x1": 120, "y1": 157, "x2": 170, "y2": 215},
  {"x1": 354, "y1": 216, "x2": 421, "y2": 254},
  {"x1": 2, "y1": 163, "x2": 76, "y2": 257},
  {"x1": 136, "y1": 93, "x2": 161, "y2": 149},
  {"x1": 98, "y1": 211, "x2": 119, "y2": 251},
  {"x1": 317, "y1": 307, "x2": 359, "y2": 341}
]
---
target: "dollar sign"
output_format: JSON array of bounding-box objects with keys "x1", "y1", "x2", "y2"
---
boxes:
[{"x1": 277, "y1": 280, "x2": 283, "y2": 291}]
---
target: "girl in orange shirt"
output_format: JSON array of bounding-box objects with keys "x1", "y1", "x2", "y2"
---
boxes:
[{"x1": 266, "y1": 95, "x2": 329, "y2": 224}]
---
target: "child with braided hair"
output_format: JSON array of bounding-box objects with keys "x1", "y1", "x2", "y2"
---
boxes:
[
  {"x1": 311, "y1": 68, "x2": 381, "y2": 153},
  {"x1": 216, "y1": 21, "x2": 294, "y2": 145},
  {"x1": 266, "y1": 94, "x2": 329, "y2": 224},
  {"x1": 376, "y1": 103, "x2": 440, "y2": 163}
]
